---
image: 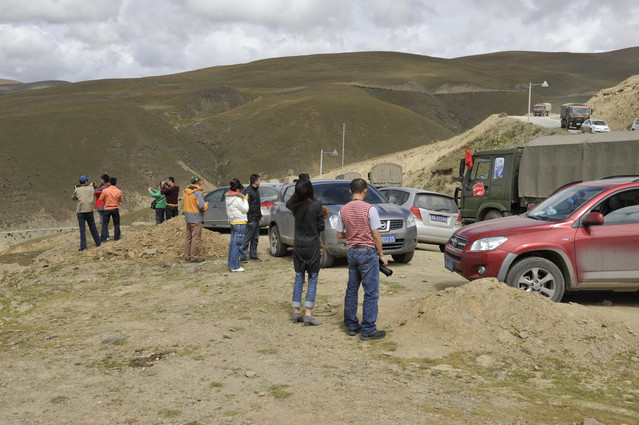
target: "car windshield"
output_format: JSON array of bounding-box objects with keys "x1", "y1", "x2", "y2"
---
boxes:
[
  {"x1": 571, "y1": 107, "x2": 590, "y2": 115},
  {"x1": 379, "y1": 189, "x2": 410, "y2": 205},
  {"x1": 527, "y1": 184, "x2": 605, "y2": 221},
  {"x1": 592, "y1": 120, "x2": 606, "y2": 126},
  {"x1": 314, "y1": 183, "x2": 387, "y2": 205},
  {"x1": 258, "y1": 185, "x2": 280, "y2": 198}
]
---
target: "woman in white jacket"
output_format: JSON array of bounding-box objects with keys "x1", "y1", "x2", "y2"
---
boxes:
[{"x1": 225, "y1": 178, "x2": 249, "y2": 272}]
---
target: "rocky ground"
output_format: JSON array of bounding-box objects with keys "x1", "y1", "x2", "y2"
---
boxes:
[{"x1": 1, "y1": 218, "x2": 639, "y2": 424}]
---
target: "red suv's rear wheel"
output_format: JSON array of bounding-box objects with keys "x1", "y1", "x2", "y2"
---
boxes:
[{"x1": 505, "y1": 257, "x2": 565, "y2": 302}]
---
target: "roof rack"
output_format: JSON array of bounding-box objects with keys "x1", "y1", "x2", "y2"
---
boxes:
[{"x1": 597, "y1": 175, "x2": 639, "y2": 181}]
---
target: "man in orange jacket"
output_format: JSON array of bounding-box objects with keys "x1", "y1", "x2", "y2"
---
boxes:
[
  {"x1": 183, "y1": 175, "x2": 208, "y2": 262},
  {"x1": 94, "y1": 174, "x2": 111, "y2": 241},
  {"x1": 100, "y1": 177, "x2": 123, "y2": 241}
]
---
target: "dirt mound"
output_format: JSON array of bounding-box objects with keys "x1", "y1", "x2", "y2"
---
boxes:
[
  {"x1": 91, "y1": 216, "x2": 228, "y2": 260},
  {"x1": 392, "y1": 278, "x2": 638, "y2": 367},
  {"x1": 588, "y1": 74, "x2": 639, "y2": 130}
]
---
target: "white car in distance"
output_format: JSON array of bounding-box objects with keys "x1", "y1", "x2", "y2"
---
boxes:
[{"x1": 581, "y1": 119, "x2": 610, "y2": 133}]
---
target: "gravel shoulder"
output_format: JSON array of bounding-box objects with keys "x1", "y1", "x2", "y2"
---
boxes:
[{"x1": 1, "y1": 221, "x2": 639, "y2": 424}]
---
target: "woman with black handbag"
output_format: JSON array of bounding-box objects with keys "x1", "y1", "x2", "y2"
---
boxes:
[
  {"x1": 286, "y1": 175, "x2": 325, "y2": 326},
  {"x1": 148, "y1": 182, "x2": 167, "y2": 225}
]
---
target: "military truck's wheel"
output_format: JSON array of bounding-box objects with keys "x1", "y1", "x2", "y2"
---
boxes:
[
  {"x1": 484, "y1": 209, "x2": 503, "y2": 220},
  {"x1": 269, "y1": 224, "x2": 287, "y2": 257},
  {"x1": 506, "y1": 257, "x2": 565, "y2": 302}
]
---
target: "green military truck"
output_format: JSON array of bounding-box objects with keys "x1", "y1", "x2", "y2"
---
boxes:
[
  {"x1": 533, "y1": 102, "x2": 551, "y2": 116},
  {"x1": 560, "y1": 103, "x2": 592, "y2": 129},
  {"x1": 454, "y1": 132, "x2": 639, "y2": 224}
]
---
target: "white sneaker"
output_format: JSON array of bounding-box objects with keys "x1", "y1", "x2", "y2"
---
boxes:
[{"x1": 231, "y1": 267, "x2": 245, "y2": 272}]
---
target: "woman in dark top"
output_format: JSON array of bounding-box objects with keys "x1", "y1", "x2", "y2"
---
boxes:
[{"x1": 286, "y1": 176, "x2": 325, "y2": 326}]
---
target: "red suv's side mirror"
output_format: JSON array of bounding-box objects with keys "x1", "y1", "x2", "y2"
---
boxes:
[{"x1": 583, "y1": 212, "x2": 604, "y2": 226}]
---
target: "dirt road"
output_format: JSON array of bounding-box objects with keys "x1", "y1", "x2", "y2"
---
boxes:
[{"x1": 1, "y1": 224, "x2": 638, "y2": 424}]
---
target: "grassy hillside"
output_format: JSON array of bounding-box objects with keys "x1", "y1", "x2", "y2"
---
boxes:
[
  {"x1": 0, "y1": 80, "x2": 69, "y2": 95},
  {"x1": 1, "y1": 48, "x2": 639, "y2": 231}
]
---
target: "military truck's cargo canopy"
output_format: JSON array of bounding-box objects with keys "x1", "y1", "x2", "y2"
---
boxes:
[
  {"x1": 369, "y1": 162, "x2": 403, "y2": 188},
  {"x1": 519, "y1": 132, "x2": 639, "y2": 198}
]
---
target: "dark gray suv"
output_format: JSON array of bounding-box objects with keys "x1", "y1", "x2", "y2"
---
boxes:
[{"x1": 268, "y1": 180, "x2": 418, "y2": 267}]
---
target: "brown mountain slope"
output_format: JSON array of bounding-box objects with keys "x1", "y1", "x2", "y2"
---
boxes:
[{"x1": 2, "y1": 49, "x2": 639, "y2": 240}]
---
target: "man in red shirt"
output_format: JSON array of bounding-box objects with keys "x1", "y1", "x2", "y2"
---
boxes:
[
  {"x1": 94, "y1": 174, "x2": 111, "y2": 241},
  {"x1": 162, "y1": 176, "x2": 180, "y2": 220},
  {"x1": 100, "y1": 177, "x2": 123, "y2": 241},
  {"x1": 336, "y1": 178, "x2": 388, "y2": 340}
]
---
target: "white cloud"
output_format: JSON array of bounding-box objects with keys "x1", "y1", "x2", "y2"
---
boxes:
[
  {"x1": 1, "y1": 0, "x2": 120, "y2": 23},
  {"x1": 0, "y1": 0, "x2": 638, "y2": 82}
]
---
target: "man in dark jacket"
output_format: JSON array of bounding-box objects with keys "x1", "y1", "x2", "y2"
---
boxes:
[
  {"x1": 240, "y1": 174, "x2": 263, "y2": 262},
  {"x1": 73, "y1": 175, "x2": 101, "y2": 251},
  {"x1": 162, "y1": 176, "x2": 180, "y2": 220}
]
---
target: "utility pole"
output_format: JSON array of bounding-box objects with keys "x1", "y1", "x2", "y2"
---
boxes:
[{"x1": 341, "y1": 123, "x2": 345, "y2": 167}]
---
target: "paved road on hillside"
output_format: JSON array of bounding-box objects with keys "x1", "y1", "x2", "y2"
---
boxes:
[
  {"x1": 511, "y1": 114, "x2": 561, "y2": 129},
  {"x1": 512, "y1": 114, "x2": 585, "y2": 133}
]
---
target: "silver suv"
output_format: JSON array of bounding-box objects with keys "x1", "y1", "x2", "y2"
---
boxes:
[
  {"x1": 632, "y1": 118, "x2": 639, "y2": 131},
  {"x1": 268, "y1": 180, "x2": 418, "y2": 267}
]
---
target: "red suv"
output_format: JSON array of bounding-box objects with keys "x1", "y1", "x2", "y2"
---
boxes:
[{"x1": 444, "y1": 177, "x2": 639, "y2": 301}]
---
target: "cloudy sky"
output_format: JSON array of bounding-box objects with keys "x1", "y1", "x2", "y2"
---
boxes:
[{"x1": 1, "y1": 0, "x2": 638, "y2": 83}]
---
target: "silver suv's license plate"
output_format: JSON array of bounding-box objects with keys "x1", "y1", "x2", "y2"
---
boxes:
[
  {"x1": 444, "y1": 255, "x2": 455, "y2": 271},
  {"x1": 381, "y1": 235, "x2": 396, "y2": 243}
]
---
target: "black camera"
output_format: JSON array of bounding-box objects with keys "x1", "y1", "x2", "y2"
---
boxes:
[{"x1": 379, "y1": 259, "x2": 393, "y2": 277}]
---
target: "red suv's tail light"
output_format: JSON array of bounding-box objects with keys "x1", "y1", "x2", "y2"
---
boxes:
[
  {"x1": 410, "y1": 206, "x2": 422, "y2": 220},
  {"x1": 260, "y1": 201, "x2": 274, "y2": 210}
]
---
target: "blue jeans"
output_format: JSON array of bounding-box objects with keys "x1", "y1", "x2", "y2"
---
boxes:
[
  {"x1": 155, "y1": 208, "x2": 166, "y2": 225},
  {"x1": 77, "y1": 212, "x2": 101, "y2": 250},
  {"x1": 344, "y1": 247, "x2": 380, "y2": 335},
  {"x1": 101, "y1": 209, "x2": 121, "y2": 241},
  {"x1": 240, "y1": 219, "x2": 260, "y2": 260},
  {"x1": 292, "y1": 272, "x2": 319, "y2": 309},
  {"x1": 228, "y1": 224, "x2": 246, "y2": 269},
  {"x1": 98, "y1": 210, "x2": 109, "y2": 241}
]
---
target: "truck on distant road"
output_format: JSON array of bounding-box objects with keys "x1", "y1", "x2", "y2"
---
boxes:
[
  {"x1": 560, "y1": 103, "x2": 592, "y2": 129},
  {"x1": 454, "y1": 132, "x2": 639, "y2": 224},
  {"x1": 533, "y1": 103, "x2": 551, "y2": 116},
  {"x1": 368, "y1": 162, "x2": 402, "y2": 188}
]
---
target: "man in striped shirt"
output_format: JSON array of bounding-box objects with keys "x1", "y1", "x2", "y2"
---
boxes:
[{"x1": 336, "y1": 178, "x2": 388, "y2": 341}]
